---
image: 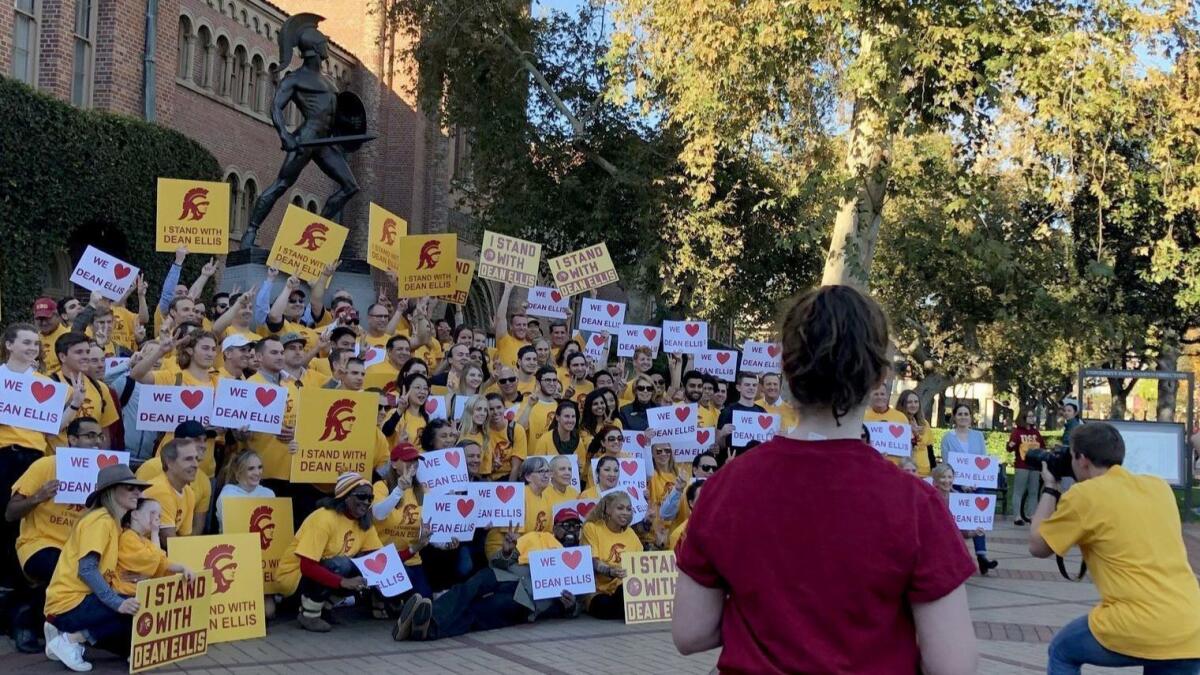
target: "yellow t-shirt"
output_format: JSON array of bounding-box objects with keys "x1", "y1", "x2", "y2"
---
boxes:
[
  {"x1": 698, "y1": 404, "x2": 719, "y2": 430},
  {"x1": 516, "y1": 531, "x2": 562, "y2": 564},
  {"x1": 911, "y1": 423, "x2": 934, "y2": 476},
  {"x1": 371, "y1": 482, "x2": 423, "y2": 566},
  {"x1": 144, "y1": 473, "x2": 196, "y2": 536},
  {"x1": 558, "y1": 378, "x2": 594, "y2": 408},
  {"x1": 109, "y1": 306, "x2": 139, "y2": 350},
  {"x1": 547, "y1": 484, "x2": 580, "y2": 510},
  {"x1": 524, "y1": 486, "x2": 555, "y2": 534},
  {"x1": 669, "y1": 518, "x2": 689, "y2": 552},
  {"x1": 486, "y1": 423, "x2": 528, "y2": 480},
  {"x1": 495, "y1": 334, "x2": 529, "y2": 369},
  {"x1": 276, "y1": 507, "x2": 384, "y2": 596},
  {"x1": 364, "y1": 361, "x2": 400, "y2": 393},
  {"x1": 1038, "y1": 466, "x2": 1200, "y2": 659},
  {"x1": 45, "y1": 372, "x2": 119, "y2": 451},
  {"x1": 393, "y1": 409, "x2": 429, "y2": 450},
  {"x1": 0, "y1": 367, "x2": 61, "y2": 450},
  {"x1": 522, "y1": 399, "x2": 558, "y2": 451},
  {"x1": 244, "y1": 373, "x2": 299, "y2": 481},
  {"x1": 363, "y1": 332, "x2": 392, "y2": 349},
  {"x1": 45, "y1": 508, "x2": 122, "y2": 615},
  {"x1": 413, "y1": 340, "x2": 445, "y2": 371},
  {"x1": 12, "y1": 457, "x2": 86, "y2": 566},
  {"x1": 135, "y1": 459, "x2": 212, "y2": 515},
  {"x1": 581, "y1": 520, "x2": 643, "y2": 595},
  {"x1": 756, "y1": 397, "x2": 798, "y2": 433},
  {"x1": 114, "y1": 529, "x2": 170, "y2": 596},
  {"x1": 39, "y1": 325, "x2": 69, "y2": 374},
  {"x1": 257, "y1": 319, "x2": 318, "y2": 352}
]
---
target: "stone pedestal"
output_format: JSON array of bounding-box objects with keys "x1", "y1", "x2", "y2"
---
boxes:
[{"x1": 221, "y1": 249, "x2": 377, "y2": 311}]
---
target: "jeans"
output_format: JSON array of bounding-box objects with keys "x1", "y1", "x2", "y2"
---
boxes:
[
  {"x1": 298, "y1": 556, "x2": 358, "y2": 603},
  {"x1": 49, "y1": 594, "x2": 132, "y2": 654},
  {"x1": 1012, "y1": 468, "x2": 1041, "y2": 520},
  {"x1": 1048, "y1": 615, "x2": 1200, "y2": 675},
  {"x1": 421, "y1": 545, "x2": 475, "y2": 592},
  {"x1": 426, "y1": 568, "x2": 525, "y2": 640},
  {"x1": 972, "y1": 535, "x2": 988, "y2": 556}
]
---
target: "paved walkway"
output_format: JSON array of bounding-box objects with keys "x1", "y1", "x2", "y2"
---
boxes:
[{"x1": 4, "y1": 522, "x2": 1198, "y2": 674}]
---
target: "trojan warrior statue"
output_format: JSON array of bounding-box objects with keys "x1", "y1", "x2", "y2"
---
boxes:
[{"x1": 242, "y1": 13, "x2": 374, "y2": 247}]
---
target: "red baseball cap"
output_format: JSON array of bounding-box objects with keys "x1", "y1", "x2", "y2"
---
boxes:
[
  {"x1": 390, "y1": 442, "x2": 420, "y2": 463},
  {"x1": 554, "y1": 508, "x2": 581, "y2": 524},
  {"x1": 32, "y1": 297, "x2": 56, "y2": 318}
]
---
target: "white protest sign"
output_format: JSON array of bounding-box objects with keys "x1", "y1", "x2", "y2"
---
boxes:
[
  {"x1": 567, "y1": 461, "x2": 581, "y2": 491},
  {"x1": 647, "y1": 403, "x2": 698, "y2": 437},
  {"x1": 426, "y1": 493, "x2": 478, "y2": 544},
  {"x1": 732, "y1": 410, "x2": 779, "y2": 446},
  {"x1": 451, "y1": 394, "x2": 470, "y2": 422},
  {"x1": 946, "y1": 452, "x2": 1000, "y2": 489},
  {"x1": 618, "y1": 325, "x2": 661, "y2": 358},
  {"x1": 422, "y1": 395, "x2": 448, "y2": 421},
  {"x1": 584, "y1": 333, "x2": 610, "y2": 365},
  {"x1": 529, "y1": 545, "x2": 596, "y2": 600},
  {"x1": 552, "y1": 498, "x2": 597, "y2": 521},
  {"x1": 69, "y1": 246, "x2": 139, "y2": 301},
  {"x1": 351, "y1": 543, "x2": 413, "y2": 597},
  {"x1": 359, "y1": 345, "x2": 387, "y2": 369},
  {"x1": 661, "y1": 320, "x2": 707, "y2": 354},
  {"x1": 694, "y1": 350, "x2": 737, "y2": 382},
  {"x1": 578, "y1": 298, "x2": 626, "y2": 334},
  {"x1": 526, "y1": 286, "x2": 569, "y2": 320},
  {"x1": 741, "y1": 340, "x2": 782, "y2": 374},
  {"x1": 417, "y1": 447, "x2": 469, "y2": 494},
  {"x1": 671, "y1": 428, "x2": 716, "y2": 465},
  {"x1": 949, "y1": 493, "x2": 996, "y2": 531},
  {"x1": 54, "y1": 448, "x2": 131, "y2": 505},
  {"x1": 599, "y1": 485, "x2": 648, "y2": 525},
  {"x1": 135, "y1": 386, "x2": 214, "y2": 432},
  {"x1": 593, "y1": 456, "x2": 648, "y2": 492},
  {"x1": 0, "y1": 370, "x2": 69, "y2": 434},
  {"x1": 104, "y1": 357, "x2": 130, "y2": 375},
  {"x1": 863, "y1": 421, "x2": 912, "y2": 457},
  {"x1": 466, "y1": 482, "x2": 525, "y2": 528},
  {"x1": 211, "y1": 378, "x2": 286, "y2": 434}
]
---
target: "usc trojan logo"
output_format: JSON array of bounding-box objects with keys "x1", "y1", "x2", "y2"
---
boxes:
[
  {"x1": 295, "y1": 222, "x2": 329, "y2": 251},
  {"x1": 607, "y1": 543, "x2": 626, "y2": 565},
  {"x1": 248, "y1": 505, "x2": 276, "y2": 551},
  {"x1": 416, "y1": 240, "x2": 441, "y2": 270},
  {"x1": 203, "y1": 544, "x2": 239, "y2": 594},
  {"x1": 380, "y1": 218, "x2": 397, "y2": 245},
  {"x1": 535, "y1": 510, "x2": 548, "y2": 532},
  {"x1": 178, "y1": 187, "x2": 210, "y2": 220},
  {"x1": 400, "y1": 503, "x2": 420, "y2": 526},
  {"x1": 341, "y1": 531, "x2": 355, "y2": 554},
  {"x1": 319, "y1": 399, "x2": 357, "y2": 441}
]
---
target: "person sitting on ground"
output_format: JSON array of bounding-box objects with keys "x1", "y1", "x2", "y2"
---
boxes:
[{"x1": 581, "y1": 491, "x2": 644, "y2": 619}]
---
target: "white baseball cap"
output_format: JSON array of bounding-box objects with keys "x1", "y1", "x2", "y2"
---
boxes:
[{"x1": 221, "y1": 334, "x2": 254, "y2": 351}]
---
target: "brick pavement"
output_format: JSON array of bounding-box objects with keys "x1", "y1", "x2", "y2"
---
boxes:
[{"x1": 3, "y1": 522, "x2": 1195, "y2": 674}]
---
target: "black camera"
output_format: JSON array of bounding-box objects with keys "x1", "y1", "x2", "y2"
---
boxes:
[{"x1": 1025, "y1": 448, "x2": 1075, "y2": 481}]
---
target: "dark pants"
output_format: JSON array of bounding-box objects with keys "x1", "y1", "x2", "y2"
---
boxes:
[
  {"x1": 298, "y1": 556, "x2": 358, "y2": 603},
  {"x1": 10, "y1": 547, "x2": 60, "y2": 632},
  {"x1": 406, "y1": 563, "x2": 433, "y2": 599},
  {"x1": 588, "y1": 587, "x2": 626, "y2": 620},
  {"x1": 49, "y1": 594, "x2": 132, "y2": 654},
  {"x1": 263, "y1": 479, "x2": 325, "y2": 525},
  {"x1": 426, "y1": 568, "x2": 525, "y2": 640},
  {"x1": 0, "y1": 447, "x2": 42, "y2": 587},
  {"x1": 421, "y1": 545, "x2": 476, "y2": 592}
]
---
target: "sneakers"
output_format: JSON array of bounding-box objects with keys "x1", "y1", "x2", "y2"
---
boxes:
[
  {"x1": 263, "y1": 595, "x2": 276, "y2": 621},
  {"x1": 43, "y1": 622, "x2": 60, "y2": 661},
  {"x1": 409, "y1": 597, "x2": 434, "y2": 641},
  {"x1": 45, "y1": 635, "x2": 91, "y2": 672},
  {"x1": 297, "y1": 612, "x2": 332, "y2": 633},
  {"x1": 1014, "y1": 519, "x2": 1027, "y2": 526},
  {"x1": 392, "y1": 594, "x2": 423, "y2": 641}
]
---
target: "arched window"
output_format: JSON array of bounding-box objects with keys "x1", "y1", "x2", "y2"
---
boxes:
[
  {"x1": 290, "y1": 194, "x2": 304, "y2": 208},
  {"x1": 194, "y1": 26, "x2": 212, "y2": 87},
  {"x1": 176, "y1": 16, "x2": 193, "y2": 80},
  {"x1": 13, "y1": 0, "x2": 40, "y2": 85},
  {"x1": 306, "y1": 199, "x2": 318, "y2": 214},
  {"x1": 214, "y1": 36, "x2": 230, "y2": 96},
  {"x1": 249, "y1": 55, "x2": 265, "y2": 112},
  {"x1": 231, "y1": 45, "x2": 248, "y2": 104},
  {"x1": 70, "y1": 0, "x2": 97, "y2": 106},
  {"x1": 240, "y1": 178, "x2": 258, "y2": 239},
  {"x1": 226, "y1": 172, "x2": 241, "y2": 234}
]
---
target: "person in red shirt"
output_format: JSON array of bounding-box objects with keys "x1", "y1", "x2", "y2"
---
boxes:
[
  {"x1": 673, "y1": 285, "x2": 979, "y2": 674},
  {"x1": 1006, "y1": 410, "x2": 1045, "y2": 525}
]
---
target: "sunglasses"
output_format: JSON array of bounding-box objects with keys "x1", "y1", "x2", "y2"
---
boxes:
[
  {"x1": 636, "y1": 385, "x2": 654, "y2": 392},
  {"x1": 498, "y1": 377, "x2": 517, "y2": 384},
  {"x1": 348, "y1": 492, "x2": 374, "y2": 502},
  {"x1": 604, "y1": 435, "x2": 622, "y2": 442},
  {"x1": 697, "y1": 463, "x2": 717, "y2": 471}
]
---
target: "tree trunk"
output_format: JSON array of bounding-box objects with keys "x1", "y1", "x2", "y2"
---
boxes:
[
  {"x1": 1156, "y1": 333, "x2": 1180, "y2": 423},
  {"x1": 820, "y1": 29, "x2": 894, "y2": 288},
  {"x1": 1107, "y1": 377, "x2": 1128, "y2": 420},
  {"x1": 914, "y1": 373, "x2": 950, "y2": 426}
]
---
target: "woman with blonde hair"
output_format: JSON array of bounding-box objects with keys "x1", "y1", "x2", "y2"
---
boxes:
[
  {"x1": 581, "y1": 491, "x2": 644, "y2": 619},
  {"x1": 215, "y1": 451, "x2": 275, "y2": 528},
  {"x1": 931, "y1": 463, "x2": 997, "y2": 575},
  {"x1": 618, "y1": 374, "x2": 657, "y2": 431},
  {"x1": 456, "y1": 395, "x2": 494, "y2": 473},
  {"x1": 897, "y1": 389, "x2": 934, "y2": 476}
]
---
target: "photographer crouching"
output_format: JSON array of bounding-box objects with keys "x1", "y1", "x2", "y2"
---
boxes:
[{"x1": 1029, "y1": 422, "x2": 1200, "y2": 674}]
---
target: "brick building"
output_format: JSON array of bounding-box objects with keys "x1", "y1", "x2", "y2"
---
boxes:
[{"x1": 1, "y1": 0, "x2": 466, "y2": 259}]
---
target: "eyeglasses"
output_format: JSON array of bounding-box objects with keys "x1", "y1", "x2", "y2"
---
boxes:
[
  {"x1": 636, "y1": 385, "x2": 654, "y2": 392},
  {"x1": 540, "y1": 378, "x2": 559, "y2": 384},
  {"x1": 533, "y1": 469, "x2": 551, "y2": 474},
  {"x1": 498, "y1": 377, "x2": 517, "y2": 384}
]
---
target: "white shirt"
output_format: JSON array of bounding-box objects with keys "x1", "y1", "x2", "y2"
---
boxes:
[{"x1": 215, "y1": 483, "x2": 276, "y2": 527}]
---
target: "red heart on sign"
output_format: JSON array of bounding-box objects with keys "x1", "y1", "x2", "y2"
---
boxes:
[
  {"x1": 620, "y1": 460, "x2": 638, "y2": 476},
  {"x1": 577, "y1": 501, "x2": 596, "y2": 517},
  {"x1": 30, "y1": 381, "x2": 56, "y2": 404},
  {"x1": 180, "y1": 389, "x2": 204, "y2": 410},
  {"x1": 696, "y1": 429, "x2": 710, "y2": 444},
  {"x1": 113, "y1": 264, "x2": 132, "y2": 280},
  {"x1": 627, "y1": 486, "x2": 639, "y2": 499},
  {"x1": 97, "y1": 453, "x2": 119, "y2": 469},
  {"x1": 684, "y1": 323, "x2": 700, "y2": 337},
  {"x1": 592, "y1": 335, "x2": 606, "y2": 346},
  {"x1": 974, "y1": 456, "x2": 991, "y2": 470},
  {"x1": 767, "y1": 344, "x2": 781, "y2": 358},
  {"x1": 974, "y1": 497, "x2": 990, "y2": 512},
  {"x1": 424, "y1": 399, "x2": 438, "y2": 414},
  {"x1": 888, "y1": 424, "x2": 904, "y2": 438},
  {"x1": 550, "y1": 291, "x2": 562, "y2": 303},
  {"x1": 496, "y1": 485, "x2": 516, "y2": 503},
  {"x1": 606, "y1": 304, "x2": 620, "y2": 317},
  {"x1": 364, "y1": 553, "x2": 388, "y2": 574},
  {"x1": 363, "y1": 348, "x2": 378, "y2": 362},
  {"x1": 456, "y1": 498, "x2": 475, "y2": 517},
  {"x1": 715, "y1": 352, "x2": 731, "y2": 365},
  {"x1": 643, "y1": 328, "x2": 657, "y2": 341},
  {"x1": 674, "y1": 406, "x2": 690, "y2": 422},
  {"x1": 635, "y1": 434, "x2": 648, "y2": 448},
  {"x1": 255, "y1": 387, "x2": 277, "y2": 406},
  {"x1": 445, "y1": 450, "x2": 461, "y2": 468},
  {"x1": 757, "y1": 415, "x2": 773, "y2": 430},
  {"x1": 561, "y1": 550, "x2": 583, "y2": 569}
]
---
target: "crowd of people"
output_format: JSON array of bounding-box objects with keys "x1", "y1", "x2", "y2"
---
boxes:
[{"x1": 1, "y1": 247, "x2": 1196, "y2": 674}]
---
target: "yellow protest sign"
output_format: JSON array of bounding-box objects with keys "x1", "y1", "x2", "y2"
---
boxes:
[
  {"x1": 167, "y1": 534, "x2": 265, "y2": 643},
  {"x1": 395, "y1": 233, "x2": 457, "y2": 297},
  {"x1": 367, "y1": 202, "x2": 406, "y2": 273},
  {"x1": 155, "y1": 178, "x2": 230, "y2": 254},
  {"x1": 622, "y1": 551, "x2": 677, "y2": 624},
  {"x1": 130, "y1": 572, "x2": 211, "y2": 673},
  {"x1": 548, "y1": 243, "x2": 618, "y2": 297},
  {"x1": 435, "y1": 258, "x2": 476, "y2": 306},
  {"x1": 478, "y1": 230, "x2": 541, "y2": 288},
  {"x1": 291, "y1": 388, "x2": 379, "y2": 483},
  {"x1": 221, "y1": 498, "x2": 294, "y2": 595},
  {"x1": 266, "y1": 204, "x2": 349, "y2": 282}
]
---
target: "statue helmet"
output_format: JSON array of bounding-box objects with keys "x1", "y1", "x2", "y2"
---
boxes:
[{"x1": 274, "y1": 13, "x2": 325, "y2": 73}]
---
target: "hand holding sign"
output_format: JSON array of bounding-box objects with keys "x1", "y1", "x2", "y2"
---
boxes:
[
  {"x1": 70, "y1": 246, "x2": 140, "y2": 300},
  {"x1": 351, "y1": 544, "x2": 413, "y2": 597}
]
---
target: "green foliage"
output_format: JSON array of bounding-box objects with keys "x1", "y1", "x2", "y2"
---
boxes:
[
  {"x1": 929, "y1": 428, "x2": 1064, "y2": 469},
  {"x1": 0, "y1": 78, "x2": 220, "y2": 321}
]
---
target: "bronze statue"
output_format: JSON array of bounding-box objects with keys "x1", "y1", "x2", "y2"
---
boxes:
[{"x1": 242, "y1": 13, "x2": 375, "y2": 247}]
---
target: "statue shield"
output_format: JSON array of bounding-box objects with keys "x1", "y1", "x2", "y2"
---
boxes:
[{"x1": 333, "y1": 91, "x2": 369, "y2": 153}]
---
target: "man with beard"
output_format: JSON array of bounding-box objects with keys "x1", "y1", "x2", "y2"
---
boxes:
[
  {"x1": 681, "y1": 370, "x2": 718, "y2": 428},
  {"x1": 393, "y1": 509, "x2": 583, "y2": 641}
]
